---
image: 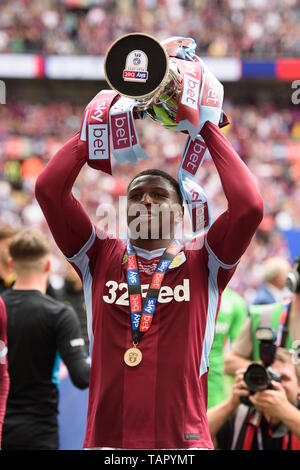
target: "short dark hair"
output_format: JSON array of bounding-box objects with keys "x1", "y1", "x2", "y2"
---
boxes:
[
  {"x1": 127, "y1": 169, "x2": 183, "y2": 206},
  {"x1": 0, "y1": 225, "x2": 19, "y2": 241},
  {"x1": 10, "y1": 229, "x2": 50, "y2": 262}
]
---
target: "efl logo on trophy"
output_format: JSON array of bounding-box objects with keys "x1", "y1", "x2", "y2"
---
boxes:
[{"x1": 123, "y1": 50, "x2": 149, "y2": 83}]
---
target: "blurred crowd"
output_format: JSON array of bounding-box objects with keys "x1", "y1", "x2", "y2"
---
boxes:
[
  {"x1": 0, "y1": 96, "x2": 299, "y2": 303},
  {"x1": 0, "y1": 0, "x2": 299, "y2": 59}
]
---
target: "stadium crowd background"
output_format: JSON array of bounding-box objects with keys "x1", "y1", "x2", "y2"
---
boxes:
[
  {"x1": 0, "y1": 0, "x2": 299, "y2": 306},
  {"x1": 0, "y1": 0, "x2": 299, "y2": 451},
  {"x1": 0, "y1": 0, "x2": 299, "y2": 58}
]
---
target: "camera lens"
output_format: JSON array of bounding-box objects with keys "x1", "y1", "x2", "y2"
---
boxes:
[{"x1": 244, "y1": 364, "x2": 269, "y2": 391}]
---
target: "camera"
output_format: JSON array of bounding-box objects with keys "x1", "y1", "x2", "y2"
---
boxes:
[
  {"x1": 241, "y1": 327, "x2": 281, "y2": 405},
  {"x1": 286, "y1": 255, "x2": 300, "y2": 293}
]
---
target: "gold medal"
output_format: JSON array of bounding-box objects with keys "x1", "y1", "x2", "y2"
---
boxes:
[{"x1": 124, "y1": 344, "x2": 142, "y2": 367}]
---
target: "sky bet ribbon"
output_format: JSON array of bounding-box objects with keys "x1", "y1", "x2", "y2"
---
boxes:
[
  {"x1": 79, "y1": 90, "x2": 119, "y2": 174},
  {"x1": 126, "y1": 239, "x2": 182, "y2": 345},
  {"x1": 109, "y1": 96, "x2": 149, "y2": 165}
]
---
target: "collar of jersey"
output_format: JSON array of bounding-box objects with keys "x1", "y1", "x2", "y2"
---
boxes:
[{"x1": 132, "y1": 245, "x2": 165, "y2": 260}]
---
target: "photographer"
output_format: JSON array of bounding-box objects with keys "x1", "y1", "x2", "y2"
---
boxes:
[
  {"x1": 0, "y1": 225, "x2": 19, "y2": 294},
  {"x1": 224, "y1": 255, "x2": 300, "y2": 382},
  {"x1": 207, "y1": 348, "x2": 300, "y2": 450}
]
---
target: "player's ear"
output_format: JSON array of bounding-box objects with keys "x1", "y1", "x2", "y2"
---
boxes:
[
  {"x1": 8, "y1": 257, "x2": 14, "y2": 270},
  {"x1": 44, "y1": 256, "x2": 51, "y2": 273}
]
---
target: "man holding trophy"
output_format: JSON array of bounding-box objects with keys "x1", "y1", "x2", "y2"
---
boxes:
[{"x1": 35, "y1": 34, "x2": 263, "y2": 450}]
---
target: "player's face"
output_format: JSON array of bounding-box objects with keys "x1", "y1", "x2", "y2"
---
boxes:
[{"x1": 127, "y1": 175, "x2": 183, "y2": 243}]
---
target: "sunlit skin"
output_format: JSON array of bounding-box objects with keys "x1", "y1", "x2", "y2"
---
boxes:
[
  {"x1": 0, "y1": 236, "x2": 14, "y2": 280},
  {"x1": 127, "y1": 175, "x2": 183, "y2": 251}
]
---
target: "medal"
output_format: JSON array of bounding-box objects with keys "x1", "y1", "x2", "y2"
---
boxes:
[
  {"x1": 124, "y1": 344, "x2": 142, "y2": 367},
  {"x1": 124, "y1": 239, "x2": 182, "y2": 367}
]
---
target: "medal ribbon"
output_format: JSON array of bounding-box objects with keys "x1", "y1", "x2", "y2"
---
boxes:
[{"x1": 126, "y1": 240, "x2": 182, "y2": 345}]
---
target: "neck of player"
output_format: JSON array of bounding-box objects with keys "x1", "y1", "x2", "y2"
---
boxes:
[
  {"x1": 12, "y1": 274, "x2": 48, "y2": 294},
  {"x1": 130, "y1": 237, "x2": 174, "y2": 252}
]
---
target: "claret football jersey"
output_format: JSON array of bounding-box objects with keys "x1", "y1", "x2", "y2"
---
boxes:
[
  {"x1": 35, "y1": 120, "x2": 263, "y2": 449},
  {"x1": 68, "y1": 226, "x2": 238, "y2": 449}
]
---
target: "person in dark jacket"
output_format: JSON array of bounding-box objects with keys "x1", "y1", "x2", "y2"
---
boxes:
[
  {"x1": 55, "y1": 262, "x2": 89, "y2": 353},
  {"x1": 1, "y1": 229, "x2": 90, "y2": 450}
]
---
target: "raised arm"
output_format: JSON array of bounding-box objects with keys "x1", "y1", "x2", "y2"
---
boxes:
[
  {"x1": 56, "y1": 305, "x2": 90, "y2": 390},
  {"x1": 200, "y1": 121, "x2": 264, "y2": 265},
  {"x1": 35, "y1": 133, "x2": 93, "y2": 258}
]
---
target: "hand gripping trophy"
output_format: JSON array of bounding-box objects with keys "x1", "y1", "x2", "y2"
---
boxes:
[{"x1": 79, "y1": 32, "x2": 229, "y2": 235}]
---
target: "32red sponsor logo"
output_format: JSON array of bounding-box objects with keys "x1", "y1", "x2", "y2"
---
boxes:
[{"x1": 103, "y1": 280, "x2": 190, "y2": 305}]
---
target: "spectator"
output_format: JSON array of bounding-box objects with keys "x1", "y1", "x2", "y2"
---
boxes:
[
  {"x1": 224, "y1": 255, "x2": 300, "y2": 382},
  {"x1": 1, "y1": 229, "x2": 90, "y2": 450},
  {"x1": 250, "y1": 370, "x2": 300, "y2": 442},
  {"x1": 0, "y1": 297, "x2": 9, "y2": 449},
  {"x1": 207, "y1": 349, "x2": 300, "y2": 450},
  {"x1": 0, "y1": 99, "x2": 299, "y2": 307},
  {"x1": 0, "y1": 225, "x2": 19, "y2": 294},
  {"x1": 0, "y1": 0, "x2": 298, "y2": 58},
  {"x1": 251, "y1": 256, "x2": 291, "y2": 305},
  {"x1": 208, "y1": 287, "x2": 248, "y2": 408}
]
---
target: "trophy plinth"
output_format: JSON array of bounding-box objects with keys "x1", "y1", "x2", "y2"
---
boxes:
[
  {"x1": 104, "y1": 33, "x2": 169, "y2": 101},
  {"x1": 94, "y1": 33, "x2": 227, "y2": 235}
]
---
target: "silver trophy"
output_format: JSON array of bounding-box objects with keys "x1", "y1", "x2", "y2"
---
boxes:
[
  {"x1": 102, "y1": 32, "x2": 228, "y2": 235},
  {"x1": 104, "y1": 33, "x2": 205, "y2": 132}
]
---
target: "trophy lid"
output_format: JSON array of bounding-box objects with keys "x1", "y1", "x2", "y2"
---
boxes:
[{"x1": 104, "y1": 33, "x2": 169, "y2": 99}]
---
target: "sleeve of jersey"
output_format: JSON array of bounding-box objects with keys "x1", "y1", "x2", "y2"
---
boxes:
[
  {"x1": 35, "y1": 132, "x2": 93, "y2": 258},
  {"x1": 55, "y1": 305, "x2": 90, "y2": 389},
  {"x1": 0, "y1": 298, "x2": 9, "y2": 443},
  {"x1": 200, "y1": 122, "x2": 264, "y2": 267}
]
